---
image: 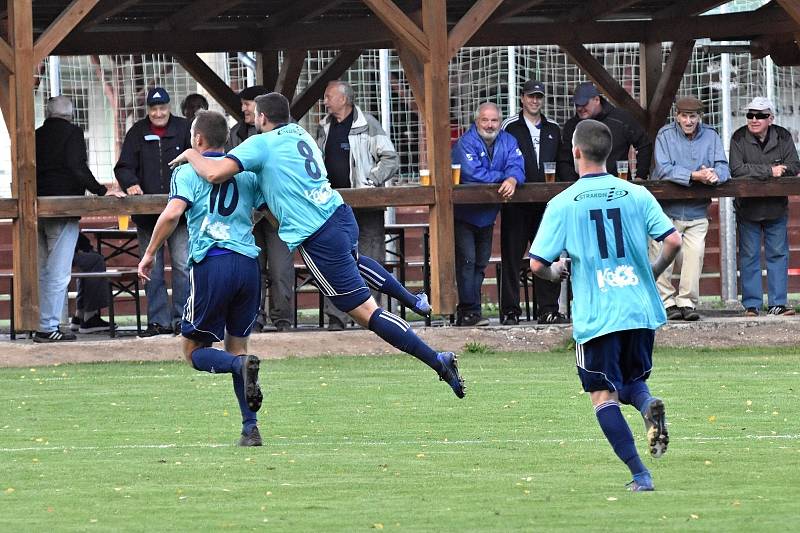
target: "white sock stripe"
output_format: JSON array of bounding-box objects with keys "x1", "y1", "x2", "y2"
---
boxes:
[
  {"x1": 298, "y1": 246, "x2": 336, "y2": 295},
  {"x1": 358, "y1": 264, "x2": 386, "y2": 284},
  {"x1": 594, "y1": 400, "x2": 619, "y2": 412},
  {"x1": 357, "y1": 266, "x2": 383, "y2": 289},
  {"x1": 379, "y1": 310, "x2": 409, "y2": 331}
]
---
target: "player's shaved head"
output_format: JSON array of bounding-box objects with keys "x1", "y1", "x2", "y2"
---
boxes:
[
  {"x1": 572, "y1": 119, "x2": 612, "y2": 164},
  {"x1": 191, "y1": 110, "x2": 229, "y2": 149},
  {"x1": 255, "y1": 93, "x2": 291, "y2": 126}
]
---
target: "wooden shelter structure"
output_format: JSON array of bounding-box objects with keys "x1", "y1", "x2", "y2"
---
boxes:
[{"x1": 2, "y1": 0, "x2": 800, "y2": 331}]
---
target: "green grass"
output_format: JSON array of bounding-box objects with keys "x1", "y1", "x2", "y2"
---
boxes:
[{"x1": 1, "y1": 347, "x2": 798, "y2": 531}]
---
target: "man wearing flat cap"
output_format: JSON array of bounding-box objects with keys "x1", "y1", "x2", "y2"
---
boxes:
[
  {"x1": 730, "y1": 96, "x2": 800, "y2": 317},
  {"x1": 115, "y1": 86, "x2": 191, "y2": 337},
  {"x1": 499, "y1": 79, "x2": 566, "y2": 325},
  {"x1": 650, "y1": 96, "x2": 730, "y2": 321},
  {"x1": 227, "y1": 84, "x2": 294, "y2": 332},
  {"x1": 559, "y1": 81, "x2": 652, "y2": 181}
]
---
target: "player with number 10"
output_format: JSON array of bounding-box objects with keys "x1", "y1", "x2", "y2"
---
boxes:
[
  {"x1": 529, "y1": 119, "x2": 682, "y2": 491},
  {"x1": 171, "y1": 93, "x2": 465, "y2": 401}
]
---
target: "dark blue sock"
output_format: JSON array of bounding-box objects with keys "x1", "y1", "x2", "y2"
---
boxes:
[
  {"x1": 358, "y1": 255, "x2": 418, "y2": 309},
  {"x1": 619, "y1": 381, "x2": 651, "y2": 413},
  {"x1": 232, "y1": 372, "x2": 258, "y2": 433},
  {"x1": 595, "y1": 400, "x2": 648, "y2": 476},
  {"x1": 191, "y1": 347, "x2": 242, "y2": 374},
  {"x1": 368, "y1": 308, "x2": 440, "y2": 371}
]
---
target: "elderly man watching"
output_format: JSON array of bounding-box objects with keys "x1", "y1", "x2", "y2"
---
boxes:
[
  {"x1": 730, "y1": 96, "x2": 800, "y2": 317},
  {"x1": 316, "y1": 80, "x2": 400, "y2": 331},
  {"x1": 114, "y1": 87, "x2": 191, "y2": 336},
  {"x1": 35, "y1": 96, "x2": 125, "y2": 342},
  {"x1": 451, "y1": 102, "x2": 525, "y2": 327},
  {"x1": 651, "y1": 97, "x2": 730, "y2": 321}
]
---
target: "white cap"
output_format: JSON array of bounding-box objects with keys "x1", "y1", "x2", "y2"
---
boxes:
[{"x1": 745, "y1": 96, "x2": 774, "y2": 113}]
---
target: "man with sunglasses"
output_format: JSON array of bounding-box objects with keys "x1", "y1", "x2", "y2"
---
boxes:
[{"x1": 730, "y1": 97, "x2": 800, "y2": 317}]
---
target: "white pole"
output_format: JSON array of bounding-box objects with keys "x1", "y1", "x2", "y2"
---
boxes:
[
  {"x1": 379, "y1": 49, "x2": 396, "y2": 258},
  {"x1": 49, "y1": 56, "x2": 62, "y2": 96},
  {"x1": 765, "y1": 56, "x2": 775, "y2": 112},
  {"x1": 507, "y1": 46, "x2": 517, "y2": 117},
  {"x1": 719, "y1": 26, "x2": 738, "y2": 305}
]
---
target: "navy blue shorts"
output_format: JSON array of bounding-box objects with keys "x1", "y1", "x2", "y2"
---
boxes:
[
  {"x1": 575, "y1": 329, "x2": 654, "y2": 392},
  {"x1": 298, "y1": 204, "x2": 371, "y2": 313},
  {"x1": 181, "y1": 251, "x2": 261, "y2": 344}
]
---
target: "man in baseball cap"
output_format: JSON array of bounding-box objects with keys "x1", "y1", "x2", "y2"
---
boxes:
[{"x1": 499, "y1": 80, "x2": 566, "y2": 325}]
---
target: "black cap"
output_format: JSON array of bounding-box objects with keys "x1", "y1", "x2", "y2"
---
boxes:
[
  {"x1": 571, "y1": 82, "x2": 601, "y2": 106},
  {"x1": 238, "y1": 85, "x2": 269, "y2": 101},
  {"x1": 522, "y1": 80, "x2": 545, "y2": 96},
  {"x1": 146, "y1": 87, "x2": 170, "y2": 106}
]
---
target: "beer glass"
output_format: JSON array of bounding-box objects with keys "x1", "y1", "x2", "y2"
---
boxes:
[
  {"x1": 419, "y1": 169, "x2": 431, "y2": 186},
  {"x1": 543, "y1": 161, "x2": 556, "y2": 183},
  {"x1": 616, "y1": 161, "x2": 629, "y2": 181},
  {"x1": 451, "y1": 164, "x2": 461, "y2": 185}
]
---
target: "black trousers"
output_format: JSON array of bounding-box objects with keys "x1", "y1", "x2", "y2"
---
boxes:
[{"x1": 500, "y1": 202, "x2": 561, "y2": 319}]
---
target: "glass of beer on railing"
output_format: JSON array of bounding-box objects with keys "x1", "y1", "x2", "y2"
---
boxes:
[
  {"x1": 543, "y1": 161, "x2": 556, "y2": 183},
  {"x1": 419, "y1": 169, "x2": 431, "y2": 186},
  {"x1": 451, "y1": 164, "x2": 461, "y2": 185},
  {"x1": 616, "y1": 160, "x2": 629, "y2": 181},
  {"x1": 118, "y1": 215, "x2": 130, "y2": 231}
]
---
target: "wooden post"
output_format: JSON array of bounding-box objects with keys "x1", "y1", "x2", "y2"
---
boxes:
[
  {"x1": 639, "y1": 41, "x2": 662, "y2": 112},
  {"x1": 9, "y1": 0, "x2": 39, "y2": 331},
  {"x1": 256, "y1": 51, "x2": 279, "y2": 90},
  {"x1": 422, "y1": 0, "x2": 456, "y2": 314}
]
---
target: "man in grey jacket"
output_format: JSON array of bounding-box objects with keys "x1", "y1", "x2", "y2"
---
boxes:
[
  {"x1": 730, "y1": 96, "x2": 800, "y2": 317},
  {"x1": 316, "y1": 80, "x2": 400, "y2": 330},
  {"x1": 651, "y1": 97, "x2": 729, "y2": 321}
]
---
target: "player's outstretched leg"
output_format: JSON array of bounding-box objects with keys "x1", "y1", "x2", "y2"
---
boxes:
[
  {"x1": 594, "y1": 398, "x2": 653, "y2": 491},
  {"x1": 190, "y1": 346, "x2": 262, "y2": 446},
  {"x1": 357, "y1": 255, "x2": 431, "y2": 316},
  {"x1": 366, "y1": 307, "x2": 465, "y2": 398}
]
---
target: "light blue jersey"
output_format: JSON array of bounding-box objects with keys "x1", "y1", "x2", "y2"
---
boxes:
[
  {"x1": 171, "y1": 152, "x2": 266, "y2": 264},
  {"x1": 529, "y1": 173, "x2": 675, "y2": 344},
  {"x1": 226, "y1": 123, "x2": 343, "y2": 251}
]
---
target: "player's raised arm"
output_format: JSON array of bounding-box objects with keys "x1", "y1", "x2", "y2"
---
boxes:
[
  {"x1": 171, "y1": 148, "x2": 240, "y2": 184},
  {"x1": 651, "y1": 230, "x2": 682, "y2": 278},
  {"x1": 138, "y1": 198, "x2": 188, "y2": 281}
]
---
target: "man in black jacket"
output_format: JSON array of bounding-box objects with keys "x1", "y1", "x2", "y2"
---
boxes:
[
  {"x1": 558, "y1": 82, "x2": 652, "y2": 181},
  {"x1": 35, "y1": 96, "x2": 125, "y2": 343},
  {"x1": 500, "y1": 80, "x2": 566, "y2": 325},
  {"x1": 114, "y1": 87, "x2": 191, "y2": 336}
]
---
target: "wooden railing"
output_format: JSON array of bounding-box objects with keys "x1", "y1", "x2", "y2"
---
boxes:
[{"x1": 11, "y1": 177, "x2": 797, "y2": 218}]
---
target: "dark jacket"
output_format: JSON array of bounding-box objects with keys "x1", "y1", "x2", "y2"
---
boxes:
[
  {"x1": 501, "y1": 112, "x2": 561, "y2": 183},
  {"x1": 558, "y1": 98, "x2": 653, "y2": 181},
  {"x1": 114, "y1": 114, "x2": 190, "y2": 225},
  {"x1": 730, "y1": 124, "x2": 800, "y2": 222},
  {"x1": 35, "y1": 117, "x2": 107, "y2": 197},
  {"x1": 451, "y1": 124, "x2": 525, "y2": 227},
  {"x1": 225, "y1": 121, "x2": 257, "y2": 151}
]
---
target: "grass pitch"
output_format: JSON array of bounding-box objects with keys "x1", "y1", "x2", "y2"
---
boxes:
[{"x1": 1, "y1": 346, "x2": 798, "y2": 531}]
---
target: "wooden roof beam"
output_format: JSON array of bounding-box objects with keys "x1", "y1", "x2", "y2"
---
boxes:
[
  {"x1": 560, "y1": 0, "x2": 639, "y2": 24},
  {"x1": 34, "y1": 0, "x2": 100, "y2": 64},
  {"x1": 267, "y1": 0, "x2": 346, "y2": 28},
  {"x1": 274, "y1": 49, "x2": 306, "y2": 100},
  {"x1": 653, "y1": 0, "x2": 728, "y2": 20},
  {"x1": 560, "y1": 42, "x2": 649, "y2": 127},
  {"x1": 0, "y1": 37, "x2": 12, "y2": 72},
  {"x1": 290, "y1": 50, "x2": 362, "y2": 119},
  {"x1": 447, "y1": 0, "x2": 503, "y2": 59},
  {"x1": 80, "y1": 0, "x2": 139, "y2": 29},
  {"x1": 646, "y1": 40, "x2": 695, "y2": 137},
  {"x1": 362, "y1": 0, "x2": 429, "y2": 61},
  {"x1": 173, "y1": 53, "x2": 243, "y2": 121},
  {"x1": 489, "y1": 0, "x2": 547, "y2": 23},
  {"x1": 154, "y1": 0, "x2": 244, "y2": 32},
  {"x1": 396, "y1": 44, "x2": 425, "y2": 117}
]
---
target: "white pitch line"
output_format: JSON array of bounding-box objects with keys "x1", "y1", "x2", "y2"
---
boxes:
[{"x1": 1, "y1": 434, "x2": 797, "y2": 454}]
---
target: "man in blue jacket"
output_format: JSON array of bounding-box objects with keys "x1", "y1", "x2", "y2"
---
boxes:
[
  {"x1": 115, "y1": 87, "x2": 192, "y2": 337},
  {"x1": 451, "y1": 102, "x2": 525, "y2": 326}
]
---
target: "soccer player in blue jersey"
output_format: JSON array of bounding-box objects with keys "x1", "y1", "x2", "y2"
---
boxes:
[
  {"x1": 529, "y1": 120, "x2": 682, "y2": 491},
  {"x1": 170, "y1": 93, "x2": 465, "y2": 399},
  {"x1": 138, "y1": 110, "x2": 266, "y2": 446}
]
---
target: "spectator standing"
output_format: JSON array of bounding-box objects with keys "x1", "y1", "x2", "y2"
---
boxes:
[
  {"x1": 114, "y1": 87, "x2": 191, "y2": 336},
  {"x1": 500, "y1": 80, "x2": 566, "y2": 325},
  {"x1": 180, "y1": 93, "x2": 209, "y2": 124},
  {"x1": 651, "y1": 97, "x2": 730, "y2": 321},
  {"x1": 451, "y1": 102, "x2": 525, "y2": 326},
  {"x1": 559, "y1": 82, "x2": 652, "y2": 181},
  {"x1": 35, "y1": 95, "x2": 125, "y2": 343},
  {"x1": 530, "y1": 119, "x2": 680, "y2": 491},
  {"x1": 228, "y1": 85, "x2": 294, "y2": 332},
  {"x1": 730, "y1": 96, "x2": 800, "y2": 316},
  {"x1": 316, "y1": 80, "x2": 400, "y2": 330}
]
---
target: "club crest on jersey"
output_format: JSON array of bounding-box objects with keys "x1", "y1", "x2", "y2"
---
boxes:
[{"x1": 573, "y1": 188, "x2": 628, "y2": 202}]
